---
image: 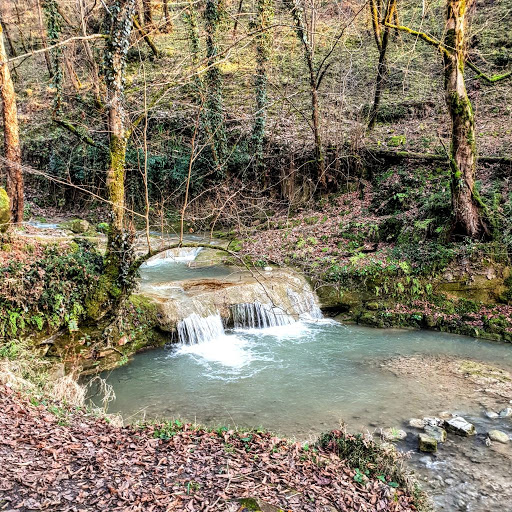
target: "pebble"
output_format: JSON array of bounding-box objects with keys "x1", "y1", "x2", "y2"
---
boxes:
[
  {"x1": 488, "y1": 430, "x2": 510, "y2": 444},
  {"x1": 409, "y1": 418, "x2": 425, "y2": 429},
  {"x1": 424, "y1": 417, "x2": 443, "y2": 427},
  {"x1": 263, "y1": 266, "x2": 273, "y2": 272},
  {"x1": 485, "y1": 410, "x2": 499, "y2": 419}
]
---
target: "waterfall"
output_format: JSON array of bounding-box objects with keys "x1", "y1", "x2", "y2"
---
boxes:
[
  {"x1": 287, "y1": 288, "x2": 323, "y2": 320},
  {"x1": 143, "y1": 247, "x2": 203, "y2": 267},
  {"x1": 231, "y1": 301, "x2": 295, "y2": 329},
  {"x1": 177, "y1": 312, "x2": 225, "y2": 344}
]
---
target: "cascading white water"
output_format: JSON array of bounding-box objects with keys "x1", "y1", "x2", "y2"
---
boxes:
[
  {"x1": 231, "y1": 301, "x2": 295, "y2": 329},
  {"x1": 287, "y1": 288, "x2": 323, "y2": 320},
  {"x1": 143, "y1": 247, "x2": 203, "y2": 267},
  {"x1": 177, "y1": 312, "x2": 225, "y2": 344}
]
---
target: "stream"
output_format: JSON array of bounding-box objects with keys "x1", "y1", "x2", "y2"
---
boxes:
[{"x1": 94, "y1": 248, "x2": 512, "y2": 511}]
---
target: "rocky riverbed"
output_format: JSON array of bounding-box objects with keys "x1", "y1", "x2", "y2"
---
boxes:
[{"x1": 376, "y1": 355, "x2": 512, "y2": 511}]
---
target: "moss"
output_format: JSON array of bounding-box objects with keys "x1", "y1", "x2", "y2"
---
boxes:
[
  {"x1": 0, "y1": 188, "x2": 10, "y2": 233},
  {"x1": 388, "y1": 135, "x2": 406, "y2": 147}
]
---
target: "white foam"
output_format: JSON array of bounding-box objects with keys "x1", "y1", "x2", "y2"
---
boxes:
[
  {"x1": 143, "y1": 247, "x2": 203, "y2": 267},
  {"x1": 176, "y1": 334, "x2": 252, "y2": 367},
  {"x1": 235, "y1": 320, "x2": 312, "y2": 338}
]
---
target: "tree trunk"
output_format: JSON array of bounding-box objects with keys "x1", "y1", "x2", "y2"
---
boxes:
[
  {"x1": 0, "y1": 21, "x2": 23, "y2": 224},
  {"x1": 285, "y1": 0, "x2": 325, "y2": 189},
  {"x1": 310, "y1": 84, "x2": 325, "y2": 188},
  {"x1": 251, "y1": 0, "x2": 273, "y2": 180},
  {"x1": 205, "y1": 0, "x2": 227, "y2": 172},
  {"x1": 36, "y1": 0, "x2": 53, "y2": 76},
  {"x1": 368, "y1": 0, "x2": 396, "y2": 130},
  {"x1": 86, "y1": 0, "x2": 135, "y2": 321},
  {"x1": 162, "y1": 0, "x2": 171, "y2": 30},
  {"x1": 443, "y1": 0, "x2": 487, "y2": 238},
  {"x1": 142, "y1": 0, "x2": 153, "y2": 27}
]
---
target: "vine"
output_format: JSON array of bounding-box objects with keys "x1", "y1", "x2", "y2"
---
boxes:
[
  {"x1": 250, "y1": 0, "x2": 274, "y2": 179},
  {"x1": 43, "y1": 0, "x2": 63, "y2": 114},
  {"x1": 204, "y1": 0, "x2": 227, "y2": 174}
]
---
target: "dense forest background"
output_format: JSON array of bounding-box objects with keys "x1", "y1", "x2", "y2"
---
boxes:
[{"x1": 1, "y1": 0, "x2": 510, "y2": 225}]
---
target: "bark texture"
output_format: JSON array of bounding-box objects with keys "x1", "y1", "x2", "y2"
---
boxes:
[
  {"x1": 0, "y1": 21, "x2": 23, "y2": 224},
  {"x1": 443, "y1": 0, "x2": 487, "y2": 238},
  {"x1": 86, "y1": 0, "x2": 136, "y2": 321}
]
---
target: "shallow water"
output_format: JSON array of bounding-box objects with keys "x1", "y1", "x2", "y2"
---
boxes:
[{"x1": 98, "y1": 320, "x2": 512, "y2": 437}]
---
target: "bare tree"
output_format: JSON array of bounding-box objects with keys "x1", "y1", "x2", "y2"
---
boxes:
[
  {"x1": 0, "y1": 20, "x2": 23, "y2": 224},
  {"x1": 385, "y1": 0, "x2": 512, "y2": 238},
  {"x1": 284, "y1": 0, "x2": 325, "y2": 189},
  {"x1": 367, "y1": 0, "x2": 396, "y2": 130}
]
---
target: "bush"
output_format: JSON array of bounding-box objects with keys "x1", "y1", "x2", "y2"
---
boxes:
[{"x1": 0, "y1": 240, "x2": 103, "y2": 337}]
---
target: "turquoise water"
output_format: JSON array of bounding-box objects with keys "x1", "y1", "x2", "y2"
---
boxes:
[{"x1": 97, "y1": 319, "x2": 512, "y2": 437}]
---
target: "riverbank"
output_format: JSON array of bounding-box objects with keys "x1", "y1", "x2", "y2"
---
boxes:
[{"x1": 0, "y1": 385, "x2": 423, "y2": 512}]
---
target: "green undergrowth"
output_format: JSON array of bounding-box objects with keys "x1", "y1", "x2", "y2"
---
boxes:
[{"x1": 0, "y1": 239, "x2": 103, "y2": 339}]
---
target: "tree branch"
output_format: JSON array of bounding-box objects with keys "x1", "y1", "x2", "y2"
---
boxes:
[
  {"x1": 384, "y1": 22, "x2": 449, "y2": 57},
  {"x1": 1, "y1": 34, "x2": 106, "y2": 64},
  {"x1": 466, "y1": 60, "x2": 512, "y2": 83},
  {"x1": 53, "y1": 119, "x2": 101, "y2": 147}
]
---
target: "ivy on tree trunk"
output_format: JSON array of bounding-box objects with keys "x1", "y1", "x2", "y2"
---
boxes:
[{"x1": 443, "y1": 0, "x2": 488, "y2": 238}]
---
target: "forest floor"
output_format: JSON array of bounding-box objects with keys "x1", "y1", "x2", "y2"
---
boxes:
[{"x1": 0, "y1": 385, "x2": 419, "y2": 512}]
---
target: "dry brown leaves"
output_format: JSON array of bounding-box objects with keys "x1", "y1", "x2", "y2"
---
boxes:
[{"x1": 0, "y1": 386, "x2": 417, "y2": 511}]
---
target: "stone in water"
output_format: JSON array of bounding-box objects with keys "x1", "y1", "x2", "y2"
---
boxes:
[
  {"x1": 419, "y1": 433, "x2": 437, "y2": 453},
  {"x1": 424, "y1": 425, "x2": 447, "y2": 443},
  {"x1": 488, "y1": 430, "x2": 510, "y2": 444},
  {"x1": 444, "y1": 417, "x2": 476, "y2": 436}
]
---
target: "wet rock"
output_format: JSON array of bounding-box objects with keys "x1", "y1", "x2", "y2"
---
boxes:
[
  {"x1": 424, "y1": 417, "x2": 443, "y2": 427},
  {"x1": 444, "y1": 417, "x2": 476, "y2": 436},
  {"x1": 485, "y1": 410, "x2": 499, "y2": 419},
  {"x1": 424, "y1": 425, "x2": 447, "y2": 443},
  {"x1": 419, "y1": 433, "x2": 437, "y2": 453},
  {"x1": 409, "y1": 418, "x2": 425, "y2": 429},
  {"x1": 488, "y1": 430, "x2": 510, "y2": 444},
  {"x1": 70, "y1": 219, "x2": 90, "y2": 233},
  {"x1": 498, "y1": 407, "x2": 512, "y2": 418},
  {"x1": 382, "y1": 428, "x2": 407, "y2": 442},
  {"x1": 0, "y1": 188, "x2": 10, "y2": 233}
]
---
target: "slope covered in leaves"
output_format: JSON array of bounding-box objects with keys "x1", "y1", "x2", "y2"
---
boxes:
[{"x1": 0, "y1": 386, "x2": 419, "y2": 511}]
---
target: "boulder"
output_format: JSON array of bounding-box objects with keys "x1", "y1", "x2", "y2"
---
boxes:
[
  {"x1": 444, "y1": 417, "x2": 476, "y2": 437},
  {"x1": 381, "y1": 428, "x2": 407, "y2": 442},
  {"x1": 418, "y1": 433, "x2": 437, "y2": 453},
  {"x1": 70, "y1": 219, "x2": 90, "y2": 233},
  {"x1": 488, "y1": 430, "x2": 510, "y2": 444},
  {"x1": 0, "y1": 188, "x2": 10, "y2": 233},
  {"x1": 424, "y1": 425, "x2": 447, "y2": 443}
]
